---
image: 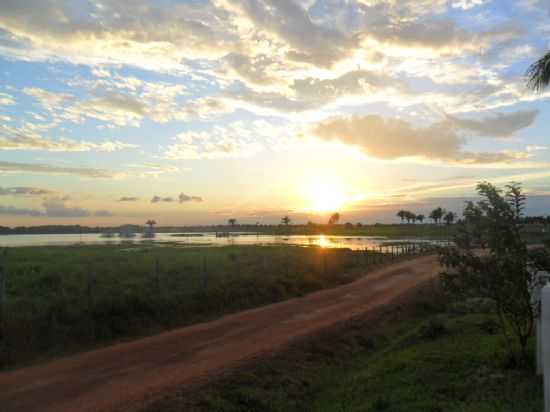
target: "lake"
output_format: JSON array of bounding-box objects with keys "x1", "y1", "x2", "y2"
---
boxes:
[{"x1": 0, "y1": 232, "x2": 448, "y2": 250}]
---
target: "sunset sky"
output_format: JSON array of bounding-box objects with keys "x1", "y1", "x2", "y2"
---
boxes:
[{"x1": 1, "y1": 0, "x2": 550, "y2": 226}]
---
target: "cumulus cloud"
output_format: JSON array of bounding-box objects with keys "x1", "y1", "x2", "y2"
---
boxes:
[
  {"x1": 0, "y1": 0, "x2": 241, "y2": 70},
  {"x1": 219, "y1": 0, "x2": 357, "y2": 67},
  {"x1": 0, "y1": 161, "x2": 119, "y2": 179},
  {"x1": 312, "y1": 114, "x2": 532, "y2": 165},
  {"x1": 446, "y1": 110, "x2": 539, "y2": 138}
]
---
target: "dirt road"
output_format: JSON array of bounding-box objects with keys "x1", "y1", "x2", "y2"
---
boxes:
[{"x1": 0, "y1": 254, "x2": 442, "y2": 412}]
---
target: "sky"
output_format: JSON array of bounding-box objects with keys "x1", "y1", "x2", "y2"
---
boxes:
[{"x1": 0, "y1": 0, "x2": 550, "y2": 227}]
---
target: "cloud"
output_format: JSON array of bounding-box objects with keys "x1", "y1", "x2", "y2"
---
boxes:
[
  {"x1": 151, "y1": 196, "x2": 175, "y2": 203},
  {"x1": 219, "y1": 0, "x2": 357, "y2": 67},
  {"x1": 64, "y1": 93, "x2": 146, "y2": 126},
  {"x1": 94, "y1": 210, "x2": 113, "y2": 217},
  {"x1": 0, "y1": 205, "x2": 43, "y2": 216},
  {"x1": 24, "y1": 87, "x2": 73, "y2": 110},
  {"x1": 0, "y1": 186, "x2": 54, "y2": 196},
  {"x1": 151, "y1": 193, "x2": 203, "y2": 203},
  {"x1": 0, "y1": 199, "x2": 113, "y2": 218},
  {"x1": 42, "y1": 199, "x2": 91, "y2": 218},
  {"x1": 165, "y1": 121, "x2": 272, "y2": 160},
  {"x1": 311, "y1": 114, "x2": 533, "y2": 165},
  {"x1": 0, "y1": 123, "x2": 138, "y2": 152},
  {"x1": 451, "y1": 0, "x2": 491, "y2": 10},
  {"x1": 0, "y1": 161, "x2": 119, "y2": 179},
  {"x1": 119, "y1": 197, "x2": 139, "y2": 202},
  {"x1": 29, "y1": 85, "x2": 229, "y2": 127},
  {"x1": 179, "y1": 193, "x2": 203, "y2": 203},
  {"x1": 0, "y1": 92, "x2": 15, "y2": 106},
  {"x1": 0, "y1": 0, "x2": 241, "y2": 70},
  {"x1": 447, "y1": 110, "x2": 539, "y2": 138}
]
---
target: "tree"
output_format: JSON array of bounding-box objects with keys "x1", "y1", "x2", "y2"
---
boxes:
[
  {"x1": 228, "y1": 218, "x2": 237, "y2": 227},
  {"x1": 443, "y1": 211, "x2": 456, "y2": 225},
  {"x1": 429, "y1": 207, "x2": 445, "y2": 224},
  {"x1": 505, "y1": 182, "x2": 526, "y2": 221},
  {"x1": 281, "y1": 216, "x2": 291, "y2": 226},
  {"x1": 439, "y1": 182, "x2": 550, "y2": 360},
  {"x1": 328, "y1": 212, "x2": 340, "y2": 225},
  {"x1": 145, "y1": 219, "x2": 156, "y2": 231},
  {"x1": 404, "y1": 211, "x2": 415, "y2": 223},
  {"x1": 527, "y1": 51, "x2": 550, "y2": 92},
  {"x1": 396, "y1": 210, "x2": 407, "y2": 223},
  {"x1": 416, "y1": 214, "x2": 425, "y2": 224}
]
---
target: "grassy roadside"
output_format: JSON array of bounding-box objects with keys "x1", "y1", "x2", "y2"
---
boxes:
[
  {"x1": 147, "y1": 283, "x2": 542, "y2": 412},
  {"x1": 0, "y1": 244, "x2": 401, "y2": 369}
]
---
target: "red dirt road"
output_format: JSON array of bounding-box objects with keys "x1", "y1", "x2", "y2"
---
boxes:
[{"x1": 0, "y1": 254, "x2": 442, "y2": 412}]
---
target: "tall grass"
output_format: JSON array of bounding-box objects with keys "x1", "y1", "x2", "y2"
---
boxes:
[{"x1": 0, "y1": 244, "x2": 380, "y2": 368}]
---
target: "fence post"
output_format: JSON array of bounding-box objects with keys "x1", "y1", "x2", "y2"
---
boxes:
[
  {"x1": 541, "y1": 285, "x2": 550, "y2": 412},
  {"x1": 202, "y1": 256, "x2": 208, "y2": 290},
  {"x1": 155, "y1": 257, "x2": 161, "y2": 292},
  {"x1": 0, "y1": 257, "x2": 5, "y2": 329}
]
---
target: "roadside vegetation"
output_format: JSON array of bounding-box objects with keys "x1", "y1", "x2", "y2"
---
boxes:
[
  {"x1": 146, "y1": 284, "x2": 543, "y2": 412},
  {"x1": 0, "y1": 244, "x2": 408, "y2": 369}
]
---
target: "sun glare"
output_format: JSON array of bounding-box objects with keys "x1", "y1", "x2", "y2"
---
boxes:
[{"x1": 305, "y1": 178, "x2": 347, "y2": 213}]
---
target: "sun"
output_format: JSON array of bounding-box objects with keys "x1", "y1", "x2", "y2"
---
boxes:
[{"x1": 305, "y1": 178, "x2": 347, "y2": 213}]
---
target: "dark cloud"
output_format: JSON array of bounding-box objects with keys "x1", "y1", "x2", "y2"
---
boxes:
[
  {"x1": 42, "y1": 199, "x2": 91, "y2": 218},
  {"x1": 447, "y1": 110, "x2": 539, "y2": 138},
  {"x1": 94, "y1": 210, "x2": 113, "y2": 217},
  {"x1": 151, "y1": 196, "x2": 175, "y2": 203},
  {"x1": 0, "y1": 205, "x2": 43, "y2": 216},
  {"x1": 179, "y1": 193, "x2": 203, "y2": 203},
  {"x1": 0, "y1": 186, "x2": 53, "y2": 196},
  {"x1": 151, "y1": 193, "x2": 204, "y2": 203},
  {"x1": 0, "y1": 200, "x2": 113, "y2": 218}
]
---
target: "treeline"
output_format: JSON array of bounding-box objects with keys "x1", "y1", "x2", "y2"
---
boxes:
[{"x1": 397, "y1": 207, "x2": 457, "y2": 225}]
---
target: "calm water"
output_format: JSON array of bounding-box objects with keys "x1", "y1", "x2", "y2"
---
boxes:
[{"x1": 0, "y1": 233, "x2": 446, "y2": 250}]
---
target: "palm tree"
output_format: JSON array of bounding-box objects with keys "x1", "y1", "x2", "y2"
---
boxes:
[
  {"x1": 328, "y1": 212, "x2": 340, "y2": 225},
  {"x1": 281, "y1": 216, "x2": 291, "y2": 226},
  {"x1": 527, "y1": 51, "x2": 550, "y2": 91},
  {"x1": 416, "y1": 214, "x2": 425, "y2": 224},
  {"x1": 228, "y1": 218, "x2": 237, "y2": 227},
  {"x1": 145, "y1": 219, "x2": 156, "y2": 231}
]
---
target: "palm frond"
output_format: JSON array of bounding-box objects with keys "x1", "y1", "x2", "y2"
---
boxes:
[{"x1": 526, "y1": 51, "x2": 550, "y2": 92}]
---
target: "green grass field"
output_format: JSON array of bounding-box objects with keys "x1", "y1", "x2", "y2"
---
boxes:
[
  {"x1": 150, "y1": 286, "x2": 542, "y2": 412},
  {"x1": 0, "y1": 244, "x2": 396, "y2": 369}
]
